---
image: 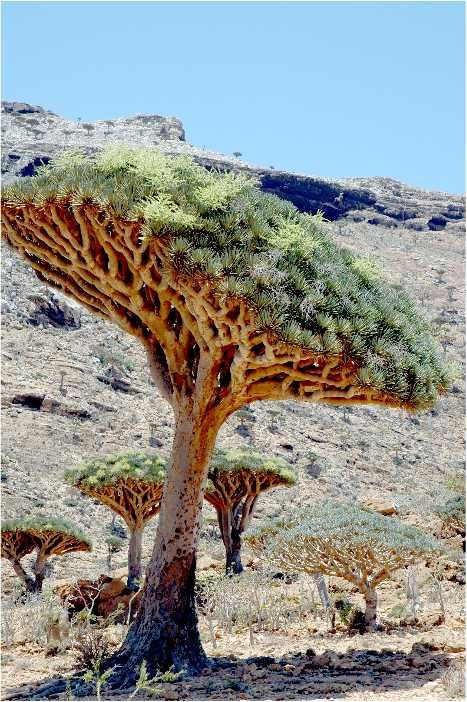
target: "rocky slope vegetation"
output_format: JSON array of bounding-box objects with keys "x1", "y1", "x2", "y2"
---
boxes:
[{"x1": 1, "y1": 101, "x2": 465, "y2": 581}]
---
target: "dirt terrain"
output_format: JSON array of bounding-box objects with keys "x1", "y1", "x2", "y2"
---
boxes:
[{"x1": 1, "y1": 102, "x2": 465, "y2": 700}]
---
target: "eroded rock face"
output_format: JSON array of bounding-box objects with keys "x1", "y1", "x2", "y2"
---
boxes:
[
  {"x1": 2, "y1": 101, "x2": 463, "y2": 231},
  {"x1": 25, "y1": 292, "x2": 81, "y2": 329},
  {"x1": 2, "y1": 102, "x2": 50, "y2": 115}
]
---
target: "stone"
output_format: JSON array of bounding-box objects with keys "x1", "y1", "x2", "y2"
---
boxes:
[
  {"x1": 407, "y1": 655, "x2": 426, "y2": 668},
  {"x1": 362, "y1": 498, "x2": 398, "y2": 516},
  {"x1": 428, "y1": 215, "x2": 447, "y2": 230},
  {"x1": 55, "y1": 574, "x2": 141, "y2": 621},
  {"x1": 25, "y1": 292, "x2": 81, "y2": 329},
  {"x1": 197, "y1": 554, "x2": 221, "y2": 571}
]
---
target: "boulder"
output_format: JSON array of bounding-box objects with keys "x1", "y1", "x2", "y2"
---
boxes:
[
  {"x1": 55, "y1": 574, "x2": 141, "y2": 621},
  {"x1": 25, "y1": 292, "x2": 81, "y2": 329},
  {"x1": 55, "y1": 574, "x2": 112, "y2": 614}
]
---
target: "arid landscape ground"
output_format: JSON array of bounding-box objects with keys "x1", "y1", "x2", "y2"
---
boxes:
[{"x1": 1, "y1": 102, "x2": 465, "y2": 700}]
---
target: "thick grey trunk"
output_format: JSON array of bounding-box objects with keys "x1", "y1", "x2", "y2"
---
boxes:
[
  {"x1": 226, "y1": 527, "x2": 243, "y2": 575},
  {"x1": 127, "y1": 526, "x2": 144, "y2": 591},
  {"x1": 108, "y1": 398, "x2": 218, "y2": 684},
  {"x1": 12, "y1": 560, "x2": 35, "y2": 592},
  {"x1": 313, "y1": 574, "x2": 330, "y2": 609},
  {"x1": 363, "y1": 587, "x2": 378, "y2": 631}
]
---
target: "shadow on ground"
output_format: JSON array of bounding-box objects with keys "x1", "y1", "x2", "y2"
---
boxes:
[{"x1": 3, "y1": 643, "x2": 455, "y2": 700}]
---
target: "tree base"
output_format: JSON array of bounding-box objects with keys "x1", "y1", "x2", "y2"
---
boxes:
[{"x1": 108, "y1": 633, "x2": 210, "y2": 686}]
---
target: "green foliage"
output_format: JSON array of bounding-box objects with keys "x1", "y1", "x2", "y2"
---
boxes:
[
  {"x1": 1, "y1": 516, "x2": 91, "y2": 547},
  {"x1": 207, "y1": 449, "x2": 296, "y2": 490},
  {"x1": 82, "y1": 663, "x2": 115, "y2": 701},
  {"x1": 3, "y1": 146, "x2": 452, "y2": 409},
  {"x1": 335, "y1": 598, "x2": 353, "y2": 624},
  {"x1": 105, "y1": 535, "x2": 125, "y2": 552},
  {"x1": 435, "y1": 470, "x2": 465, "y2": 531},
  {"x1": 247, "y1": 503, "x2": 442, "y2": 565},
  {"x1": 129, "y1": 662, "x2": 183, "y2": 699},
  {"x1": 64, "y1": 451, "x2": 166, "y2": 489}
]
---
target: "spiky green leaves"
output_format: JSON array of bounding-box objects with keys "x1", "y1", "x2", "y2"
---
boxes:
[
  {"x1": 64, "y1": 451, "x2": 166, "y2": 489},
  {"x1": 207, "y1": 449, "x2": 296, "y2": 490},
  {"x1": 1, "y1": 516, "x2": 92, "y2": 547},
  {"x1": 3, "y1": 146, "x2": 453, "y2": 409},
  {"x1": 247, "y1": 503, "x2": 442, "y2": 565}
]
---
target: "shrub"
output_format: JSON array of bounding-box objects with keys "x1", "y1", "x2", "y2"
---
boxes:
[{"x1": 435, "y1": 471, "x2": 465, "y2": 537}]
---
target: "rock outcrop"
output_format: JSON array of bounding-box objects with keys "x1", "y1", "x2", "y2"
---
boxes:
[{"x1": 2, "y1": 101, "x2": 463, "y2": 232}]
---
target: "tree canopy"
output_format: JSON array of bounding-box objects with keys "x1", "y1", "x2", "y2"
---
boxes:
[
  {"x1": 1, "y1": 516, "x2": 92, "y2": 548},
  {"x1": 247, "y1": 503, "x2": 442, "y2": 630},
  {"x1": 206, "y1": 448, "x2": 296, "y2": 492},
  {"x1": 65, "y1": 451, "x2": 166, "y2": 489},
  {"x1": 205, "y1": 449, "x2": 296, "y2": 573},
  {"x1": 247, "y1": 503, "x2": 441, "y2": 562},
  {"x1": 3, "y1": 146, "x2": 451, "y2": 411},
  {"x1": 1, "y1": 516, "x2": 92, "y2": 592}
]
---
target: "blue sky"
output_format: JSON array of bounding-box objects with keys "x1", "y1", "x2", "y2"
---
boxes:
[{"x1": 2, "y1": 1, "x2": 465, "y2": 193}]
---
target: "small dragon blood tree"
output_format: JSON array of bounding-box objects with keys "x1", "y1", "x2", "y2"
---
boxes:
[
  {"x1": 249, "y1": 504, "x2": 442, "y2": 631},
  {"x1": 1, "y1": 517, "x2": 92, "y2": 592},
  {"x1": 65, "y1": 451, "x2": 166, "y2": 590},
  {"x1": 2, "y1": 146, "x2": 451, "y2": 683},
  {"x1": 204, "y1": 449, "x2": 296, "y2": 574}
]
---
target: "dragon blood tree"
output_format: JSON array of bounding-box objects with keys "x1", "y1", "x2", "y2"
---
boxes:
[
  {"x1": 250, "y1": 504, "x2": 442, "y2": 631},
  {"x1": 2, "y1": 146, "x2": 451, "y2": 681},
  {"x1": 204, "y1": 449, "x2": 296, "y2": 574},
  {"x1": 1, "y1": 517, "x2": 92, "y2": 592},
  {"x1": 65, "y1": 451, "x2": 166, "y2": 590}
]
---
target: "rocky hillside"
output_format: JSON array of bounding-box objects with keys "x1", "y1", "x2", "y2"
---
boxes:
[{"x1": 1, "y1": 102, "x2": 465, "y2": 581}]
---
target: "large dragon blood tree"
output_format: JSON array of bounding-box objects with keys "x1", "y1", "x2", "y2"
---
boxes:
[
  {"x1": 65, "y1": 451, "x2": 166, "y2": 590},
  {"x1": 204, "y1": 449, "x2": 296, "y2": 574},
  {"x1": 2, "y1": 147, "x2": 451, "y2": 682},
  {"x1": 1, "y1": 517, "x2": 92, "y2": 592}
]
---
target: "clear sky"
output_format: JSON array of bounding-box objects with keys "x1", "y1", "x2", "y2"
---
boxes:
[{"x1": 2, "y1": 1, "x2": 465, "y2": 193}]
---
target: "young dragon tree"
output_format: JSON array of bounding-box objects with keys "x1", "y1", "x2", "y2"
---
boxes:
[
  {"x1": 204, "y1": 449, "x2": 296, "y2": 574},
  {"x1": 2, "y1": 146, "x2": 451, "y2": 682},
  {"x1": 249, "y1": 504, "x2": 442, "y2": 631},
  {"x1": 65, "y1": 451, "x2": 166, "y2": 590},
  {"x1": 1, "y1": 517, "x2": 92, "y2": 592}
]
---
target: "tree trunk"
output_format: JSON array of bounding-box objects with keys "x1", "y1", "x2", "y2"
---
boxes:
[
  {"x1": 33, "y1": 570, "x2": 45, "y2": 593},
  {"x1": 313, "y1": 574, "x2": 330, "y2": 609},
  {"x1": 107, "y1": 399, "x2": 219, "y2": 685},
  {"x1": 226, "y1": 526, "x2": 243, "y2": 575},
  {"x1": 12, "y1": 560, "x2": 35, "y2": 593},
  {"x1": 363, "y1": 587, "x2": 378, "y2": 631},
  {"x1": 32, "y1": 554, "x2": 47, "y2": 593},
  {"x1": 217, "y1": 507, "x2": 244, "y2": 575},
  {"x1": 127, "y1": 526, "x2": 143, "y2": 591}
]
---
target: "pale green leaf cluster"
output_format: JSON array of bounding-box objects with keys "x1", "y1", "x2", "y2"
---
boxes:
[
  {"x1": 3, "y1": 146, "x2": 453, "y2": 409},
  {"x1": 247, "y1": 503, "x2": 442, "y2": 560},
  {"x1": 1, "y1": 516, "x2": 92, "y2": 546},
  {"x1": 207, "y1": 449, "x2": 296, "y2": 493},
  {"x1": 64, "y1": 451, "x2": 166, "y2": 489}
]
